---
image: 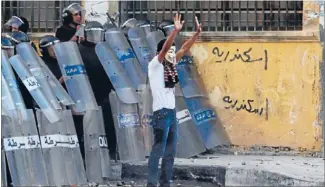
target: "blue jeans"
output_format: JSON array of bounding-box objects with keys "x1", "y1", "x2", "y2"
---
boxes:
[{"x1": 147, "y1": 108, "x2": 178, "y2": 187}]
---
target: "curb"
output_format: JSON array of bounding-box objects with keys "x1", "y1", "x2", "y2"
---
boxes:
[
  {"x1": 121, "y1": 162, "x2": 324, "y2": 186},
  {"x1": 122, "y1": 163, "x2": 226, "y2": 186}
]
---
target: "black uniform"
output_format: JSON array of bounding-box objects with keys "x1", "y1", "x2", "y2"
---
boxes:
[
  {"x1": 55, "y1": 24, "x2": 77, "y2": 42},
  {"x1": 41, "y1": 56, "x2": 62, "y2": 80},
  {"x1": 78, "y1": 41, "x2": 116, "y2": 158}
]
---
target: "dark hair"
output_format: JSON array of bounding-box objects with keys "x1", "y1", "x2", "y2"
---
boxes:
[
  {"x1": 18, "y1": 16, "x2": 29, "y2": 33},
  {"x1": 156, "y1": 39, "x2": 175, "y2": 53}
]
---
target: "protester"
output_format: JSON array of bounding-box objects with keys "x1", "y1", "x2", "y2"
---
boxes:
[{"x1": 146, "y1": 14, "x2": 202, "y2": 187}]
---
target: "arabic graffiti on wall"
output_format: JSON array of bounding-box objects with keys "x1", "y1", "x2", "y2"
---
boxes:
[
  {"x1": 191, "y1": 42, "x2": 322, "y2": 149},
  {"x1": 212, "y1": 47, "x2": 268, "y2": 70},
  {"x1": 222, "y1": 95, "x2": 269, "y2": 120}
]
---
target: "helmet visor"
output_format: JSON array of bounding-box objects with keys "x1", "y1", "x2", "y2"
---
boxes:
[
  {"x1": 85, "y1": 28, "x2": 104, "y2": 44},
  {"x1": 67, "y1": 3, "x2": 85, "y2": 15},
  {"x1": 39, "y1": 40, "x2": 60, "y2": 48},
  {"x1": 5, "y1": 16, "x2": 24, "y2": 28},
  {"x1": 163, "y1": 24, "x2": 175, "y2": 36}
]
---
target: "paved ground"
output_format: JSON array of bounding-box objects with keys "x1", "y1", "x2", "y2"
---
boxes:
[{"x1": 121, "y1": 155, "x2": 325, "y2": 186}]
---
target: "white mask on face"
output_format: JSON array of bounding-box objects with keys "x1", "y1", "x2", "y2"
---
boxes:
[{"x1": 165, "y1": 46, "x2": 176, "y2": 64}]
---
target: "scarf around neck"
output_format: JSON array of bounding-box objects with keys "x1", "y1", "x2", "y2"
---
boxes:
[{"x1": 163, "y1": 58, "x2": 179, "y2": 88}]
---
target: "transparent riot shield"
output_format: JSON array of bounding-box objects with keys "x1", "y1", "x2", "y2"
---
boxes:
[
  {"x1": 16, "y1": 43, "x2": 74, "y2": 106},
  {"x1": 146, "y1": 31, "x2": 165, "y2": 57},
  {"x1": 2, "y1": 75, "x2": 17, "y2": 111},
  {"x1": 1, "y1": 148, "x2": 7, "y2": 187},
  {"x1": 109, "y1": 91, "x2": 146, "y2": 161},
  {"x1": 54, "y1": 41, "x2": 98, "y2": 113},
  {"x1": 83, "y1": 107, "x2": 111, "y2": 183},
  {"x1": 95, "y1": 42, "x2": 139, "y2": 104},
  {"x1": 3, "y1": 109, "x2": 49, "y2": 186},
  {"x1": 105, "y1": 29, "x2": 146, "y2": 90},
  {"x1": 16, "y1": 42, "x2": 62, "y2": 110},
  {"x1": 171, "y1": 34, "x2": 230, "y2": 150},
  {"x1": 137, "y1": 83, "x2": 154, "y2": 157},
  {"x1": 36, "y1": 109, "x2": 87, "y2": 186},
  {"x1": 184, "y1": 97, "x2": 231, "y2": 149},
  {"x1": 1, "y1": 111, "x2": 9, "y2": 187},
  {"x1": 174, "y1": 84, "x2": 206, "y2": 158},
  {"x1": 62, "y1": 110, "x2": 88, "y2": 185},
  {"x1": 128, "y1": 27, "x2": 154, "y2": 75},
  {"x1": 1, "y1": 50, "x2": 26, "y2": 111},
  {"x1": 176, "y1": 55, "x2": 208, "y2": 98},
  {"x1": 9, "y1": 55, "x2": 60, "y2": 123}
]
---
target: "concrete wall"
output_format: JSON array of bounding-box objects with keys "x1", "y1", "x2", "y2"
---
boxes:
[{"x1": 190, "y1": 41, "x2": 323, "y2": 151}]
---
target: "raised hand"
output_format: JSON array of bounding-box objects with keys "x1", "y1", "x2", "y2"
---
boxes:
[
  {"x1": 195, "y1": 16, "x2": 202, "y2": 33},
  {"x1": 173, "y1": 13, "x2": 184, "y2": 32}
]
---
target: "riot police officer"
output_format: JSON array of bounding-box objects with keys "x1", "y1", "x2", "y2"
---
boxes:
[
  {"x1": 78, "y1": 21, "x2": 116, "y2": 158},
  {"x1": 55, "y1": 3, "x2": 85, "y2": 42},
  {"x1": 38, "y1": 35, "x2": 87, "y2": 160},
  {"x1": 39, "y1": 35, "x2": 62, "y2": 80},
  {"x1": 5, "y1": 16, "x2": 37, "y2": 51}
]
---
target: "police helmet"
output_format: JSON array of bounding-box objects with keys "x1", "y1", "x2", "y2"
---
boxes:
[
  {"x1": 158, "y1": 20, "x2": 174, "y2": 36},
  {"x1": 39, "y1": 35, "x2": 60, "y2": 57},
  {"x1": 84, "y1": 21, "x2": 104, "y2": 44},
  {"x1": 62, "y1": 3, "x2": 84, "y2": 25},
  {"x1": 136, "y1": 19, "x2": 156, "y2": 34},
  {"x1": 5, "y1": 16, "x2": 30, "y2": 33}
]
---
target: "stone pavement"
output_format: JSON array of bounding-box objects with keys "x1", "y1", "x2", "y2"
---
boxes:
[{"x1": 120, "y1": 155, "x2": 325, "y2": 186}]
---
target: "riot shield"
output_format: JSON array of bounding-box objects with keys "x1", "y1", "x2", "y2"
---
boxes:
[
  {"x1": 172, "y1": 34, "x2": 230, "y2": 149},
  {"x1": 1, "y1": 112, "x2": 9, "y2": 187},
  {"x1": 14, "y1": 43, "x2": 73, "y2": 106},
  {"x1": 174, "y1": 84, "x2": 206, "y2": 158},
  {"x1": 146, "y1": 31, "x2": 165, "y2": 56},
  {"x1": 127, "y1": 27, "x2": 153, "y2": 74},
  {"x1": 105, "y1": 29, "x2": 146, "y2": 90},
  {"x1": 63, "y1": 110, "x2": 88, "y2": 185},
  {"x1": 3, "y1": 109, "x2": 49, "y2": 186},
  {"x1": 177, "y1": 55, "x2": 208, "y2": 98},
  {"x1": 37, "y1": 109, "x2": 87, "y2": 186},
  {"x1": 1, "y1": 50, "x2": 26, "y2": 111},
  {"x1": 109, "y1": 91, "x2": 146, "y2": 161},
  {"x1": 137, "y1": 83, "x2": 154, "y2": 157},
  {"x1": 9, "y1": 55, "x2": 60, "y2": 123},
  {"x1": 184, "y1": 97, "x2": 230, "y2": 149},
  {"x1": 95, "y1": 42, "x2": 139, "y2": 104},
  {"x1": 54, "y1": 41, "x2": 98, "y2": 113},
  {"x1": 83, "y1": 107, "x2": 111, "y2": 183},
  {"x1": 1, "y1": 75, "x2": 17, "y2": 111},
  {"x1": 1, "y1": 147, "x2": 7, "y2": 187},
  {"x1": 16, "y1": 42, "x2": 61, "y2": 110},
  {"x1": 39, "y1": 59, "x2": 75, "y2": 106}
]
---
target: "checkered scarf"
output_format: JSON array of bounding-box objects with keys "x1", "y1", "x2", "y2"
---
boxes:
[{"x1": 163, "y1": 58, "x2": 179, "y2": 88}]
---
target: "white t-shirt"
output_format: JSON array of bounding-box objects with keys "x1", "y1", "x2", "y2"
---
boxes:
[{"x1": 148, "y1": 55, "x2": 175, "y2": 112}]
